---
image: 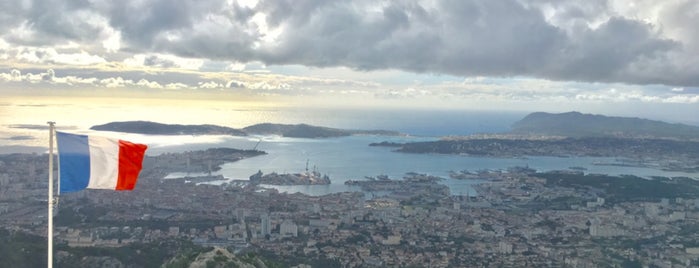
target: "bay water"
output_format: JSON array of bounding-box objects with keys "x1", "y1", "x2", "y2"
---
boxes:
[
  {"x1": 2, "y1": 100, "x2": 696, "y2": 196},
  {"x1": 155, "y1": 134, "x2": 699, "y2": 196}
]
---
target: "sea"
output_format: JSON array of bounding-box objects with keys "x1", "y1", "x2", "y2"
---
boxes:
[{"x1": 2, "y1": 98, "x2": 697, "y2": 196}]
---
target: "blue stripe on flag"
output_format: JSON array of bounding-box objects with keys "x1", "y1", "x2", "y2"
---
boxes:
[{"x1": 56, "y1": 132, "x2": 91, "y2": 193}]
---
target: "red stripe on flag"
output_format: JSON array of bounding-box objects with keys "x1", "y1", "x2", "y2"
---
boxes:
[{"x1": 116, "y1": 140, "x2": 148, "y2": 190}]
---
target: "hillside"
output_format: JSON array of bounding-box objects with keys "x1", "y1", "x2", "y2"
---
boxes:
[
  {"x1": 243, "y1": 123, "x2": 401, "y2": 138},
  {"x1": 91, "y1": 121, "x2": 247, "y2": 136},
  {"x1": 243, "y1": 123, "x2": 347, "y2": 138},
  {"x1": 511, "y1": 111, "x2": 699, "y2": 140}
]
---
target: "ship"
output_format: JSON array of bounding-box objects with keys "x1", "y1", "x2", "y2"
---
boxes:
[{"x1": 249, "y1": 159, "x2": 331, "y2": 185}]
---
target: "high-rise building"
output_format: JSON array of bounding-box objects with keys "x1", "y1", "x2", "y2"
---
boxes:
[{"x1": 261, "y1": 214, "x2": 271, "y2": 236}]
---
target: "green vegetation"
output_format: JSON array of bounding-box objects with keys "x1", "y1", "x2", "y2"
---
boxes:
[
  {"x1": 531, "y1": 196, "x2": 587, "y2": 210},
  {"x1": 58, "y1": 238, "x2": 208, "y2": 267},
  {"x1": 55, "y1": 203, "x2": 231, "y2": 233},
  {"x1": 345, "y1": 233, "x2": 369, "y2": 244},
  {"x1": 253, "y1": 249, "x2": 340, "y2": 267},
  {"x1": 0, "y1": 229, "x2": 47, "y2": 268},
  {"x1": 165, "y1": 247, "x2": 202, "y2": 268},
  {"x1": 535, "y1": 219, "x2": 563, "y2": 230},
  {"x1": 677, "y1": 223, "x2": 699, "y2": 248},
  {"x1": 0, "y1": 227, "x2": 210, "y2": 268},
  {"x1": 452, "y1": 235, "x2": 476, "y2": 245},
  {"x1": 165, "y1": 247, "x2": 293, "y2": 268},
  {"x1": 537, "y1": 173, "x2": 699, "y2": 203},
  {"x1": 55, "y1": 205, "x2": 107, "y2": 226}
]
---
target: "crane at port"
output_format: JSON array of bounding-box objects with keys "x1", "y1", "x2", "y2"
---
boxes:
[{"x1": 252, "y1": 138, "x2": 262, "y2": 150}]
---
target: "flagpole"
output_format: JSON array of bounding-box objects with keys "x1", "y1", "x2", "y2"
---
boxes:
[{"x1": 47, "y1": 121, "x2": 55, "y2": 268}]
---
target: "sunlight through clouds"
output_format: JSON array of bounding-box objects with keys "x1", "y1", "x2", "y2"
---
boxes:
[{"x1": 0, "y1": 0, "x2": 696, "y2": 119}]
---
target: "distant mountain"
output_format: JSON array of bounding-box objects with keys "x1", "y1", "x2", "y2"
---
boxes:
[
  {"x1": 511, "y1": 112, "x2": 699, "y2": 140},
  {"x1": 91, "y1": 121, "x2": 247, "y2": 136},
  {"x1": 91, "y1": 121, "x2": 401, "y2": 138},
  {"x1": 243, "y1": 123, "x2": 401, "y2": 138}
]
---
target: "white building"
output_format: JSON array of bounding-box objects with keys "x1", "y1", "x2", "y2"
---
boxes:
[
  {"x1": 280, "y1": 220, "x2": 298, "y2": 237},
  {"x1": 668, "y1": 211, "x2": 686, "y2": 222},
  {"x1": 382, "y1": 235, "x2": 401, "y2": 246},
  {"x1": 168, "y1": 226, "x2": 180, "y2": 236},
  {"x1": 498, "y1": 242, "x2": 513, "y2": 254}
]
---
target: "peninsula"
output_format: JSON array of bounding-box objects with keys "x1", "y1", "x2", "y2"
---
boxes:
[
  {"x1": 154, "y1": 147, "x2": 266, "y2": 174},
  {"x1": 243, "y1": 123, "x2": 401, "y2": 138},
  {"x1": 91, "y1": 121, "x2": 247, "y2": 136},
  {"x1": 91, "y1": 121, "x2": 401, "y2": 138},
  {"x1": 511, "y1": 111, "x2": 699, "y2": 140},
  {"x1": 372, "y1": 112, "x2": 699, "y2": 172}
]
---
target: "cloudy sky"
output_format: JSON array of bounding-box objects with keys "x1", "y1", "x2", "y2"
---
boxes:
[{"x1": 1, "y1": 0, "x2": 698, "y2": 120}]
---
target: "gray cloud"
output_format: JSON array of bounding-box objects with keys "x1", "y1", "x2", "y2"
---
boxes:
[
  {"x1": 2, "y1": 0, "x2": 103, "y2": 46},
  {"x1": 143, "y1": 55, "x2": 176, "y2": 68},
  {"x1": 546, "y1": 17, "x2": 677, "y2": 83},
  {"x1": 1, "y1": 0, "x2": 698, "y2": 86}
]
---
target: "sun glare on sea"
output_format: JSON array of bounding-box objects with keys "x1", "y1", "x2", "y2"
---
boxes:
[{"x1": 0, "y1": 95, "x2": 285, "y2": 149}]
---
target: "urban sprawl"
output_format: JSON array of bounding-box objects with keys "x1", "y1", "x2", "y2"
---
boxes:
[{"x1": 2, "y1": 150, "x2": 699, "y2": 267}]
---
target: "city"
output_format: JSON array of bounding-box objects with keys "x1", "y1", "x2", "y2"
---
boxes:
[
  {"x1": 2, "y1": 0, "x2": 699, "y2": 267},
  {"x1": 2, "y1": 149, "x2": 699, "y2": 267}
]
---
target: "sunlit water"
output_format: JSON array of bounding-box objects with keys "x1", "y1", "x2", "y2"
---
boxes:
[
  {"x1": 2, "y1": 97, "x2": 696, "y2": 196},
  {"x1": 155, "y1": 135, "x2": 698, "y2": 196},
  {"x1": 0, "y1": 97, "x2": 524, "y2": 150}
]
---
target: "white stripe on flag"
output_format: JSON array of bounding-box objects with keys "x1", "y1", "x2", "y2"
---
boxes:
[{"x1": 87, "y1": 135, "x2": 120, "y2": 189}]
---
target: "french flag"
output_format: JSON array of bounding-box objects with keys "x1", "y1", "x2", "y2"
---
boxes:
[{"x1": 56, "y1": 132, "x2": 148, "y2": 193}]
